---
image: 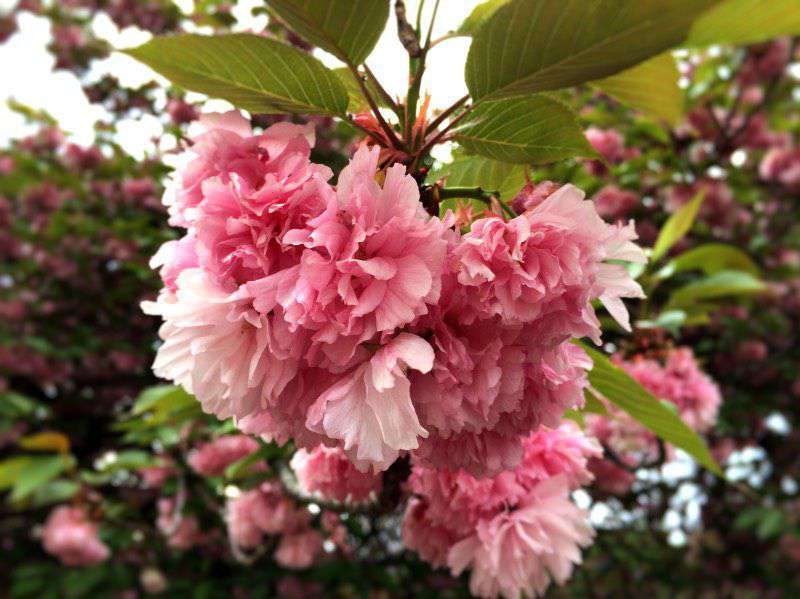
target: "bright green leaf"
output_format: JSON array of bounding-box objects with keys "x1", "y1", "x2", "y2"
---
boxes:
[
  {"x1": 10, "y1": 454, "x2": 76, "y2": 502},
  {"x1": 667, "y1": 270, "x2": 766, "y2": 309},
  {"x1": 583, "y1": 389, "x2": 609, "y2": 416},
  {"x1": 453, "y1": 96, "x2": 596, "y2": 164},
  {"x1": 580, "y1": 343, "x2": 722, "y2": 475},
  {"x1": 0, "y1": 456, "x2": 34, "y2": 490},
  {"x1": 657, "y1": 243, "x2": 760, "y2": 279},
  {"x1": 592, "y1": 53, "x2": 683, "y2": 126},
  {"x1": 429, "y1": 154, "x2": 526, "y2": 217},
  {"x1": 688, "y1": 0, "x2": 800, "y2": 47},
  {"x1": 651, "y1": 191, "x2": 705, "y2": 263},
  {"x1": 123, "y1": 33, "x2": 348, "y2": 115},
  {"x1": 30, "y1": 479, "x2": 80, "y2": 508},
  {"x1": 465, "y1": 0, "x2": 717, "y2": 102},
  {"x1": 266, "y1": 0, "x2": 389, "y2": 65},
  {"x1": 458, "y1": 0, "x2": 509, "y2": 35}
]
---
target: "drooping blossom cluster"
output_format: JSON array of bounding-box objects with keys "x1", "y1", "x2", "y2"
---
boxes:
[
  {"x1": 403, "y1": 424, "x2": 601, "y2": 598},
  {"x1": 291, "y1": 445, "x2": 383, "y2": 504},
  {"x1": 143, "y1": 109, "x2": 645, "y2": 478},
  {"x1": 41, "y1": 505, "x2": 110, "y2": 567},
  {"x1": 187, "y1": 434, "x2": 261, "y2": 477},
  {"x1": 225, "y1": 481, "x2": 323, "y2": 569},
  {"x1": 586, "y1": 347, "x2": 722, "y2": 494}
]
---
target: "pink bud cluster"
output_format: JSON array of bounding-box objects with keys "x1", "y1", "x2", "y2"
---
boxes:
[
  {"x1": 403, "y1": 424, "x2": 601, "y2": 598},
  {"x1": 143, "y1": 110, "x2": 645, "y2": 479},
  {"x1": 586, "y1": 347, "x2": 722, "y2": 494},
  {"x1": 225, "y1": 482, "x2": 323, "y2": 569},
  {"x1": 42, "y1": 505, "x2": 110, "y2": 567}
]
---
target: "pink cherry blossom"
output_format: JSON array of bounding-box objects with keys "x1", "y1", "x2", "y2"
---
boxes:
[
  {"x1": 759, "y1": 146, "x2": 800, "y2": 191},
  {"x1": 592, "y1": 185, "x2": 640, "y2": 222},
  {"x1": 291, "y1": 445, "x2": 382, "y2": 503},
  {"x1": 454, "y1": 184, "x2": 645, "y2": 335},
  {"x1": 405, "y1": 426, "x2": 597, "y2": 599},
  {"x1": 156, "y1": 498, "x2": 204, "y2": 550},
  {"x1": 306, "y1": 333, "x2": 434, "y2": 471},
  {"x1": 274, "y1": 529, "x2": 323, "y2": 569},
  {"x1": 142, "y1": 269, "x2": 301, "y2": 422},
  {"x1": 187, "y1": 434, "x2": 261, "y2": 477},
  {"x1": 449, "y1": 477, "x2": 593, "y2": 599},
  {"x1": 42, "y1": 505, "x2": 110, "y2": 567},
  {"x1": 248, "y1": 146, "x2": 448, "y2": 364},
  {"x1": 586, "y1": 347, "x2": 722, "y2": 493},
  {"x1": 226, "y1": 482, "x2": 303, "y2": 549}
]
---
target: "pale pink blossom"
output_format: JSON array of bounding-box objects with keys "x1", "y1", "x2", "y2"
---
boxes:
[
  {"x1": 142, "y1": 269, "x2": 301, "y2": 422},
  {"x1": 448, "y1": 476, "x2": 593, "y2": 599},
  {"x1": 42, "y1": 505, "x2": 110, "y2": 567},
  {"x1": 759, "y1": 146, "x2": 800, "y2": 191},
  {"x1": 592, "y1": 185, "x2": 640, "y2": 222},
  {"x1": 187, "y1": 434, "x2": 261, "y2": 477},
  {"x1": 157, "y1": 498, "x2": 204, "y2": 550},
  {"x1": 290, "y1": 445, "x2": 382, "y2": 503},
  {"x1": 587, "y1": 347, "x2": 722, "y2": 493},
  {"x1": 404, "y1": 438, "x2": 595, "y2": 599},
  {"x1": 139, "y1": 457, "x2": 177, "y2": 489},
  {"x1": 585, "y1": 127, "x2": 626, "y2": 163},
  {"x1": 150, "y1": 234, "x2": 199, "y2": 292},
  {"x1": 274, "y1": 529, "x2": 323, "y2": 569},
  {"x1": 225, "y1": 482, "x2": 302, "y2": 549},
  {"x1": 454, "y1": 184, "x2": 645, "y2": 335},
  {"x1": 248, "y1": 146, "x2": 448, "y2": 364},
  {"x1": 511, "y1": 180, "x2": 560, "y2": 214},
  {"x1": 306, "y1": 333, "x2": 434, "y2": 471}
]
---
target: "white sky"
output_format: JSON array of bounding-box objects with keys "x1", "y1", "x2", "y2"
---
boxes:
[{"x1": 0, "y1": 0, "x2": 483, "y2": 158}]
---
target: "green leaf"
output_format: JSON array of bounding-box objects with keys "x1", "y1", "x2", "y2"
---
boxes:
[
  {"x1": 465, "y1": 0, "x2": 717, "y2": 102},
  {"x1": 333, "y1": 68, "x2": 386, "y2": 113},
  {"x1": 583, "y1": 389, "x2": 609, "y2": 416},
  {"x1": 97, "y1": 450, "x2": 156, "y2": 473},
  {"x1": 10, "y1": 454, "x2": 76, "y2": 502},
  {"x1": 592, "y1": 53, "x2": 683, "y2": 126},
  {"x1": 453, "y1": 96, "x2": 596, "y2": 164},
  {"x1": 132, "y1": 385, "x2": 191, "y2": 415},
  {"x1": 580, "y1": 343, "x2": 722, "y2": 475},
  {"x1": 123, "y1": 33, "x2": 348, "y2": 115},
  {"x1": 688, "y1": 0, "x2": 800, "y2": 46},
  {"x1": 30, "y1": 479, "x2": 80, "y2": 508},
  {"x1": 0, "y1": 456, "x2": 34, "y2": 490},
  {"x1": 666, "y1": 270, "x2": 766, "y2": 309},
  {"x1": 266, "y1": 0, "x2": 389, "y2": 65},
  {"x1": 458, "y1": 0, "x2": 509, "y2": 35},
  {"x1": 651, "y1": 191, "x2": 704, "y2": 263},
  {"x1": 657, "y1": 243, "x2": 760, "y2": 279},
  {"x1": 429, "y1": 154, "x2": 526, "y2": 216}
]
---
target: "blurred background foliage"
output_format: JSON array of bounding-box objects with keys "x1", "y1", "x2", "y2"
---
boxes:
[{"x1": 0, "y1": 1, "x2": 799, "y2": 597}]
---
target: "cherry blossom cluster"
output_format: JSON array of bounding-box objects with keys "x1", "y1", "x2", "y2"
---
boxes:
[
  {"x1": 402, "y1": 424, "x2": 601, "y2": 598},
  {"x1": 41, "y1": 505, "x2": 110, "y2": 567},
  {"x1": 143, "y1": 110, "x2": 645, "y2": 480},
  {"x1": 586, "y1": 347, "x2": 722, "y2": 494}
]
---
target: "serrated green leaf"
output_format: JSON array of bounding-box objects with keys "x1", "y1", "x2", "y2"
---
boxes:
[
  {"x1": 592, "y1": 53, "x2": 683, "y2": 125},
  {"x1": 465, "y1": 0, "x2": 717, "y2": 102},
  {"x1": 123, "y1": 33, "x2": 348, "y2": 115},
  {"x1": 651, "y1": 191, "x2": 705, "y2": 263},
  {"x1": 266, "y1": 0, "x2": 389, "y2": 65},
  {"x1": 453, "y1": 96, "x2": 596, "y2": 164},
  {"x1": 657, "y1": 243, "x2": 760, "y2": 279},
  {"x1": 688, "y1": 0, "x2": 800, "y2": 46},
  {"x1": 580, "y1": 343, "x2": 722, "y2": 475},
  {"x1": 666, "y1": 270, "x2": 766, "y2": 309}
]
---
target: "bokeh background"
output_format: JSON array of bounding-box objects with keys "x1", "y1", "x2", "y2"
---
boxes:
[{"x1": 1, "y1": 1, "x2": 800, "y2": 597}]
